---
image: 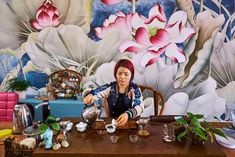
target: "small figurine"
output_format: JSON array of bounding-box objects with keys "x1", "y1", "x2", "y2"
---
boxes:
[
  {"x1": 40, "y1": 128, "x2": 53, "y2": 149},
  {"x1": 54, "y1": 133, "x2": 69, "y2": 150},
  {"x1": 53, "y1": 143, "x2": 61, "y2": 150},
  {"x1": 61, "y1": 139, "x2": 69, "y2": 147}
]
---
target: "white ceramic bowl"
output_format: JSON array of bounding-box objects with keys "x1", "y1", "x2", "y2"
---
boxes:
[
  {"x1": 76, "y1": 122, "x2": 87, "y2": 132},
  {"x1": 106, "y1": 124, "x2": 116, "y2": 133}
]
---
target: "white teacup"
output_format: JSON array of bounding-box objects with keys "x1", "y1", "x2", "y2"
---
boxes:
[
  {"x1": 106, "y1": 124, "x2": 116, "y2": 133},
  {"x1": 66, "y1": 122, "x2": 73, "y2": 131},
  {"x1": 76, "y1": 122, "x2": 87, "y2": 132}
]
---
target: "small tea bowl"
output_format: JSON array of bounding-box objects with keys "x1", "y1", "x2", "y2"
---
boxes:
[
  {"x1": 129, "y1": 134, "x2": 139, "y2": 143},
  {"x1": 76, "y1": 122, "x2": 87, "y2": 132},
  {"x1": 105, "y1": 124, "x2": 116, "y2": 133},
  {"x1": 110, "y1": 135, "x2": 119, "y2": 144}
]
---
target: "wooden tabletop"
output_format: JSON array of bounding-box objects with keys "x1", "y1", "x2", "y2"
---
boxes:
[
  {"x1": 33, "y1": 118, "x2": 233, "y2": 157},
  {"x1": 1, "y1": 118, "x2": 235, "y2": 157}
]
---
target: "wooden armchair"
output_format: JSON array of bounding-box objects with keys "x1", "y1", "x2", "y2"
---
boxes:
[{"x1": 139, "y1": 85, "x2": 165, "y2": 116}]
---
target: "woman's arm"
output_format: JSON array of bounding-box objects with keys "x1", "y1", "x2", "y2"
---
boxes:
[
  {"x1": 83, "y1": 82, "x2": 113, "y2": 104},
  {"x1": 125, "y1": 83, "x2": 144, "y2": 119},
  {"x1": 90, "y1": 83, "x2": 111, "y2": 99}
]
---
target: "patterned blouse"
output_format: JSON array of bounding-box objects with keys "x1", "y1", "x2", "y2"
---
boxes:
[{"x1": 90, "y1": 81, "x2": 144, "y2": 119}]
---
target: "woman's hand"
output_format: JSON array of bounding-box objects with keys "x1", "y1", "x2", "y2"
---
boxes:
[
  {"x1": 116, "y1": 113, "x2": 128, "y2": 127},
  {"x1": 83, "y1": 94, "x2": 95, "y2": 104}
]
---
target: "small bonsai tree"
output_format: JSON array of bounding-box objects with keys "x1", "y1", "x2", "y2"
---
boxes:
[{"x1": 175, "y1": 112, "x2": 227, "y2": 144}]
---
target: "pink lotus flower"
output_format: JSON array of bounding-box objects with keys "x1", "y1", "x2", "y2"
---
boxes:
[
  {"x1": 101, "y1": 0, "x2": 138, "y2": 5},
  {"x1": 30, "y1": 0, "x2": 60, "y2": 30},
  {"x1": 119, "y1": 4, "x2": 195, "y2": 67},
  {"x1": 95, "y1": 11, "x2": 133, "y2": 39}
]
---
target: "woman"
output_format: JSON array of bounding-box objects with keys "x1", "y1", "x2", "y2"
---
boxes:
[{"x1": 83, "y1": 59, "x2": 144, "y2": 126}]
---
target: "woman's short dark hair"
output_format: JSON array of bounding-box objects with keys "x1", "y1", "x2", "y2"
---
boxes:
[{"x1": 114, "y1": 59, "x2": 135, "y2": 81}]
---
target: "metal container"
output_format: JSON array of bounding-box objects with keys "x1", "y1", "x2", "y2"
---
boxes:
[
  {"x1": 13, "y1": 104, "x2": 33, "y2": 134},
  {"x1": 81, "y1": 104, "x2": 101, "y2": 125},
  {"x1": 23, "y1": 125, "x2": 41, "y2": 145}
]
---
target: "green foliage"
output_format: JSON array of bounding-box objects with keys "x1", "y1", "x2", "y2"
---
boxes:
[
  {"x1": 6, "y1": 77, "x2": 31, "y2": 91},
  {"x1": 175, "y1": 112, "x2": 227, "y2": 143},
  {"x1": 39, "y1": 115, "x2": 60, "y2": 133}
]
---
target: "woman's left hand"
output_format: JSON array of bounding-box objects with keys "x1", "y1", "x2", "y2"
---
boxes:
[{"x1": 116, "y1": 113, "x2": 128, "y2": 127}]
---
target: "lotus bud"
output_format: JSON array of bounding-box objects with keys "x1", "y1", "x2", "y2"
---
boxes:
[{"x1": 30, "y1": 0, "x2": 60, "y2": 30}]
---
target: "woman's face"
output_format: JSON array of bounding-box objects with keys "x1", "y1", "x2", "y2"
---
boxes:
[{"x1": 116, "y1": 67, "x2": 132, "y2": 87}]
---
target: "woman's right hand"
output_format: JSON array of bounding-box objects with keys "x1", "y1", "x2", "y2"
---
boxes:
[{"x1": 83, "y1": 94, "x2": 95, "y2": 104}]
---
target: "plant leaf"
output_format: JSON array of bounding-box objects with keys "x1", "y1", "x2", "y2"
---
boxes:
[
  {"x1": 194, "y1": 127, "x2": 207, "y2": 141},
  {"x1": 190, "y1": 116, "x2": 202, "y2": 129},
  {"x1": 194, "y1": 114, "x2": 204, "y2": 119},
  {"x1": 187, "y1": 112, "x2": 203, "y2": 128},
  {"x1": 47, "y1": 115, "x2": 56, "y2": 121},
  {"x1": 175, "y1": 117, "x2": 188, "y2": 125},
  {"x1": 39, "y1": 123, "x2": 48, "y2": 133},
  {"x1": 46, "y1": 115, "x2": 57, "y2": 124},
  {"x1": 186, "y1": 112, "x2": 194, "y2": 118},
  {"x1": 209, "y1": 128, "x2": 227, "y2": 139},
  {"x1": 51, "y1": 123, "x2": 60, "y2": 131},
  {"x1": 177, "y1": 130, "x2": 187, "y2": 142}
]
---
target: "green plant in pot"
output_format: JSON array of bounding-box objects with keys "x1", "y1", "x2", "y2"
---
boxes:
[
  {"x1": 175, "y1": 112, "x2": 227, "y2": 144},
  {"x1": 6, "y1": 77, "x2": 31, "y2": 91},
  {"x1": 6, "y1": 77, "x2": 31, "y2": 98},
  {"x1": 39, "y1": 115, "x2": 60, "y2": 149},
  {"x1": 39, "y1": 115, "x2": 60, "y2": 133}
]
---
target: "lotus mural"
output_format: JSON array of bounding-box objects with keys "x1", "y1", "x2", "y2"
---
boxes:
[
  {"x1": 211, "y1": 32, "x2": 235, "y2": 104},
  {"x1": 23, "y1": 24, "x2": 124, "y2": 76},
  {"x1": 0, "y1": 0, "x2": 91, "y2": 50},
  {"x1": 30, "y1": 0, "x2": 60, "y2": 30},
  {"x1": 0, "y1": 0, "x2": 234, "y2": 119},
  {"x1": 95, "y1": 11, "x2": 133, "y2": 39},
  {"x1": 118, "y1": 4, "x2": 196, "y2": 67}
]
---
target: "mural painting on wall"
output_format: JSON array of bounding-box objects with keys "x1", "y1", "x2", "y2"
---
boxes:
[{"x1": 0, "y1": 0, "x2": 234, "y2": 119}]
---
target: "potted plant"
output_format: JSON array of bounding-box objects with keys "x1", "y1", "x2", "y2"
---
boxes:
[
  {"x1": 6, "y1": 77, "x2": 31, "y2": 98},
  {"x1": 39, "y1": 115, "x2": 60, "y2": 133},
  {"x1": 175, "y1": 112, "x2": 227, "y2": 144},
  {"x1": 39, "y1": 115, "x2": 60, "y2": 149}
]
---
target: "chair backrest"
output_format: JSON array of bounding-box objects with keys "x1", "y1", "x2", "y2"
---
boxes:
[
  {"x1": 139, "y1": 85, "x2": 165, "y2": 116},
  {"x1": 0, "y1": 92, "x2": 19, "y2": 121}
]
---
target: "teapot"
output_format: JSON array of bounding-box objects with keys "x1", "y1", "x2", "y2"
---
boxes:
[
  {"x1": 81, "y1": 103, "x2": 101, "y2": 125},
  {"x1": 13, "y1": 104, "x2": 33, "y2": 134}
]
